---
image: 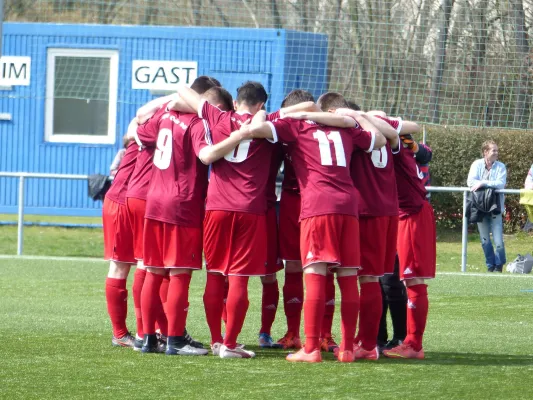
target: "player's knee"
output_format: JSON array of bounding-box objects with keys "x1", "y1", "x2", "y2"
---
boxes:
[{"x1": 108, "y1": 261, "x2": 131, "y2": 279}]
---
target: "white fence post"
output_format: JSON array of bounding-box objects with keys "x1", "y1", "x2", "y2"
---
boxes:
[
  {"x1": 17, "y1": 175, "x2": 25, "y2": 256},
  {"x1": 461, "y1": 191, "x2": 468, "y2": 272}
]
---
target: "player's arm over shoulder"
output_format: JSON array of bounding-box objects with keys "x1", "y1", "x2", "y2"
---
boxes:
[{"x1": 194, "y1": 119, "x2": 253, "y2": 165}]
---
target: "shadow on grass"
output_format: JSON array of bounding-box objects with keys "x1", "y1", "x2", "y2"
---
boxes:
[{"x1": 246, "y1": 348, "x2": 533, "y2": 366}]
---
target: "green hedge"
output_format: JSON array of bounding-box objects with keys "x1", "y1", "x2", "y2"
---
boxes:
[{"x1": 422, "y1": 126, "x2": 533, "y2": 232}]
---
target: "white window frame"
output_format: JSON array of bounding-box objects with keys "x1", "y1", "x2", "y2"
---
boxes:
[{"x1": 45, "y1": 48, "x2": 119, "y2": 144}]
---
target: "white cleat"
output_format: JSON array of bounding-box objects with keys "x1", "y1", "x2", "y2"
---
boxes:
[
  {"x1": 211, "y1": 342, "x2": 222, "y2": 356},
  {"x1": 219, "y1": 344, "x2": 255, "y2": 359},
  {"x1": 165, "y1": 344, "x2": 208, "y2": 356}
]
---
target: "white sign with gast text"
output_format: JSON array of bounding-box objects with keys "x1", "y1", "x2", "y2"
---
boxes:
[
  {"x1": 0, "y1": 56, "x2": 31, "y2": 86},
  {"x1": 132, "y1": 60, "x2": 198, "y2": 90}
]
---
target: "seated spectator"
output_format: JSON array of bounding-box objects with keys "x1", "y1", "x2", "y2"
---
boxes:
[{"x1": 110, "y1": 135, "x2": 134, "y2": 176}]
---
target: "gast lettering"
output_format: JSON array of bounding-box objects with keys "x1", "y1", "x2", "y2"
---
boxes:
[
  {"x1": 0, "y1": 56, "x2": 31, "y2": 86},
  {"x1": 132, "y1": 60, "x2": 198, "y2": 90}
]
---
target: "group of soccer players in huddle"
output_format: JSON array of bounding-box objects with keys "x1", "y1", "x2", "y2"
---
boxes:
[{"x1": 103, "y1": 75, "x2": 436, "y2": 362}]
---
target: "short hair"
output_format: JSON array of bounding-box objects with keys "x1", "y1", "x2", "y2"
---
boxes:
[
  {"x1": 317, "y1": 92, "x2": 349, "y2": 111},
  {"x1": 191, "y1": 76, "x2": 221, "y2": 95},
  {"x1": 281, "y1": 89, "x2": 315, "y2": 108},
  {"x1": 481, "y1": 140, "x2": 498, "y2": 155},
  {"x1": 346, "y1": 100, "x2": 361, "y2": 111},
  {"x1": 203, "y1": 87, "x2": 234, "y2": 112},
  {"x1": 236, "y1": 81, "x2": 268, "y2": 106}
]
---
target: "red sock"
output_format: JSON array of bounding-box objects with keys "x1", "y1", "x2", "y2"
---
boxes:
[
  {"x1": 223, "y1": 276, "x2": 250, "y2": 349},
  {"x1": 105, "y1": 277, "x2": 129, "y2": 338},
  {"x1": 358, "y1": 281, "x2": 381, "y2": 350},
  {"x1": 221, "y1": 278, "x2": 229, "y2": 325},
  {"x1": 337, "y1": 275, "x2": 359, "y2": 352},
  {"x1": 141, "y1": 272, "x2": 164, "y2": 336},
  {"x1": 132, "y1": 268, "x2": 146, "y2": 337},
  {"x1": 155, "y1": 274, "x2": 169, "y2": 336},
  {"x1": 405, "y1": 284, "x2": 428, "y2": 351},
  {"x1": 303, "y1": 273, "x2": 326, "y2": 353},
  {"x1": 321, "y1": 273, "x2": 335, "y2": 337},
  {"x1": 260, "y1": 280, "x2": 279, "y2": 335},
  {"x1": 283, "y1": 271, "x2": 303, "y2": 337},
  {"x1": 203, "y1": 273, "x2": 226, "y2": 344},
  {"x1": 166, "y1": 274, "x2": 192, "y2": 337}
]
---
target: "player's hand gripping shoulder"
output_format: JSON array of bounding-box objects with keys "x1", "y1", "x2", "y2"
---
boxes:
[
  {"x1": 335, "y1": 109, "x2": 386, "y2": 150},
  {"x1": 199, "y1": 121, "x2": 252, "y2": 165},
  {"x1": 168, "y1": 85, "x2": 200, "y2": 115}
]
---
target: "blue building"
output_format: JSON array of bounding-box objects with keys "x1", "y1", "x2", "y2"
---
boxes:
[{"x1": 0, "y1": 23, "x2": 328, "y2": 216}]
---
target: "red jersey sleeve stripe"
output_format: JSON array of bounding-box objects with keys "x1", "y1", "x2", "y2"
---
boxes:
[
  {"x1": 202, "y1": 119, "x2": 213, "y2": 145},
  {"x1": 366, "y1": 131, "x2": 376, "y2": 153},
  {"x1": 266, "y1": 121, "x2": 278, "y2": 143}
]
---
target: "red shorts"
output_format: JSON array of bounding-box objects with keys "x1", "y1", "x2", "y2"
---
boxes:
[
  {"x1": 397, "y1": 201, "x2": 436, "y2": 280},
  {"x1": 300, "y1": 214, "x2": 360, "y2": 269},
  {"x1": 126, "y1": 197, "x2": 146, "y2": 261},
  {"x1": 266, "y1": 207, "x2": 284, "y2": 274},
  {"x1": 204, "y1": 210, "x2": 267, "y2": 276},
  {"x1": 102, "y1": 197, "x2": 136, "y2": 264},
  {"x1": 143, "y1": 219, "x2": 202, "y2": 269},
  {"x1": 279, "y1": 191, "x2": 301, "y2": 261},
  {"x1": 359, "y1": 215, "x2": 399, "y2": 277}
]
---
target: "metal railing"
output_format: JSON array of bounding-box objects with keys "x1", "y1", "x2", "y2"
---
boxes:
[
  {"x1": 0, "y1": 172, "x2": 90, "y2": 255},
  {"x1": 426, "y1": 186, "x2": 521, "y2": 272},
  {"x1": 0, "y1": 172, "x2": 524, "y2": 272}
]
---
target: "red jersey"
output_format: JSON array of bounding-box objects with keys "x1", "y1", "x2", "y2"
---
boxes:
[
  {"x1": 105, "y1": 142, "x2": 138, "y2": 205},
  {"x1": 199, "y1": 100, "x2": 277, "y2": 215},
  {"x1": 125, "y1": 146, "x2": 155, "y2": 200},
  {"x1": 267, "y1": 118, "x2": 374, "y2": 220},
  {"x1": 351, "y1": 142, "x2": 398, "y2": 217},
  {"x1": 377, "y1": 116, "x2": 428, "y2": 217},
  {"x1": 393, "y1": 145, "x2": 428, "y2": 217},
  {"x1": 126, "y1": 105, "x2": 169, "y2": 200},
  {"x1": 137, "y1": 108, "x2": 209, "y2": 227}
]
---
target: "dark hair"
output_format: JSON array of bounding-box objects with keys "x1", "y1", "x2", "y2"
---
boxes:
[
  {"x1": 204, "y1": 87, "x2": 234, "y2": 112},
  {"x1": 236, "y1": 81, "x2": 268, "y2": 106},
  {"x1": 317, "y1": 92, "x2": 349, "y2": 111},
  {"x1": 191, "y1": 76, "x2": 221, "y2": 95},
  {"x1": 281, "y1": 89, "x2": 315, "y2": 108},
  {"x1": 346, "y1": 100, "x2": 361, "y2": 111}
]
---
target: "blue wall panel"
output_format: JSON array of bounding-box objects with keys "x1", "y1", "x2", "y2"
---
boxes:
[{"x1": 0, "y1": 23, "x2": 327, "y2": 217}]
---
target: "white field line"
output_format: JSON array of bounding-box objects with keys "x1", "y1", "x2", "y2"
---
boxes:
[
  {"x1": 1, "y1": 254, "x2": 533, "y2": 279},
  {"x1": 0, "y1": 254, "x2": 104, "y2": 263}
]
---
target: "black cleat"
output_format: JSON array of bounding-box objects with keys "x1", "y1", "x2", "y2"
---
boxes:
[
  {"x1": 141, "y1": 334, "x2": 165, "y2": 353},
  {"x1": 184, "y1": 328, "x2": 204, "y2": 349},
  {"x1": 166, "y1": 336, "x2": 208, "y2": 356}
]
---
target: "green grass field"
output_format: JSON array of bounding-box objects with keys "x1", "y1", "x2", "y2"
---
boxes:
[
  {"x1": 1, "y1": 257, "x2": 532, "y2": 399},
  {"x1": 1, "y1": 222, "x2": 533, "y2": 398}
]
